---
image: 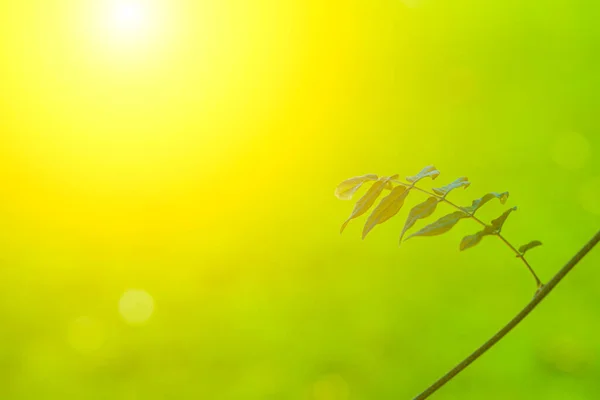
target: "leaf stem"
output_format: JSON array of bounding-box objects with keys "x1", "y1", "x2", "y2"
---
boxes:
[
  {"x1": 394, "y1": 180, "x2": 542, "y2": 288},
  {"x1": 497, "y1": 234, "x2": 543, "y2": 288},
  {"x1": 412, "y1": 229, "x2": 600, "y2": 399}
]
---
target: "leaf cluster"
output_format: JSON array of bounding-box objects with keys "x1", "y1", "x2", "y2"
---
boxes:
[{"x1": 335, "y1": 166, "x2": 542, "y2": 255}]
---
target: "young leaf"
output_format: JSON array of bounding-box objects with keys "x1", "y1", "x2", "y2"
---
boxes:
[
  {"x1": 340, "y1": 175, "x2": 398, "y2": 233},
  {"x1": 464, "y1": 192, "x2": 509, "y2": 214},
  {"x1": 432, "y1": 177, "x2": 470, "y2": 197},
  {"x1": 399, "y1": 197, "x2": 439, "y2": 242},
  {"x1": 460, "y1": 226, "x2": 494, "y2": 251},
  {"x1": 518, "y1": 240, "x2": 543, "y2": 256},
  {"x1": 406, "y1": 165, "x2": 440, "y2": 184},
  {"x1": 335, "y1": 174, "x2": 379, "y2": 200},
  {"x1": 490, "y1": 207, "x2": 517, "y2": 233},
  {"x1": 405, "y1": 211, "x2": 468, "y2": 240},
  {"x1": 363, "y1": 186, "x2": 410, "y2": 239}
]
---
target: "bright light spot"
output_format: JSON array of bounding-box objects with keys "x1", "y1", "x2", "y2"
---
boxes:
[
  {"x1": 579, "y1": 177, "x2": 600, "y2": 216},
  {"x1": 108, "y1": 1, "x2": 152, "y2": 40},
  {"x1": 115, "y1": 3, "x2": 144, "y2": 28},
  {"x1": 551, "y1": 131, "x2": 591, "y2": 170},
  {"x1": 119, "y1": 289, "x2": 155, "y2": 325},
  {"x1": 68, "y1": 316, "x2": 106, "y2": 354}
]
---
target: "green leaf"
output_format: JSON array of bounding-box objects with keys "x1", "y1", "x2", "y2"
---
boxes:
[
  {"x1": 518, "y1": 240, "x2": 543, "y2": 256},
  {"x1": 432, "y1": 177, "x2": 470, "y2": 197},
  {"x1": 363, "y1": 186, "x2": 410, "y2": 239},
  {"x1": 460, "y1": 231, "x2": 485, "y2": 251},
  {"x1": 459, "y1": 226, "x2": 494, "y2": 251},
  {"x1": 340, "y1": 175, "x2": 398, "y2": 233},
  {"x1": 399, "y1": 197, "x2": 439, "y2": 243},
  {"x1": 406, "y1": 165, "x2": 440, "y2": 184},
  {"x1": 335, "y1": 174, "x2": 379, "y2": 200},
  {"x1": 490, "y1": 207, "x2": 517, "y2": 233},
  {"x1": 464, "y1": 192, "x2": 509, "y2": 214},
  {"x1": 405, "y1": 211, "x2": 468, "y2": 240}
]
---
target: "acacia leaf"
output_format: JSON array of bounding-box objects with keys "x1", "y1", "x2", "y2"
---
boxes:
[
  {"x1": 335, "y1": 174, "x2": 379, "y2": 200},
  {"x1": 340, "y1": 175, "x2": 398, "y2": 233},
  {"x1": 406, "y1": 165, "x2": 440, "y2": 184},
  {"x1": 490, "y1": 207, "x2": 517, "y2": 233},
  {"x1": 432, "y1": 177, "x2": 470, "y2": 197},
  {"x1": 362, "y1": 186, "x2": 410, "y2": 239},
  {"x1": 518, "y1": 240, "x2": 543, "y2": 256},
  {"x1": 464, "y1": 192, "x2": 509, "y2": 214},
  {"x1": 399, "y1": 197, "x2": 439, "y2": 242},
  {"x1": 405, "y1": 211, "x2": 468, "y2": 240}
]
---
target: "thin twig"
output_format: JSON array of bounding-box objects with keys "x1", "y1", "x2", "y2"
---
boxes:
[
  {"x1": 413, "y1": 229, "x2": 600, "y2": 399},
  {"x1": 497, "y1": 234, "x2": 543, "y2": 288},
  {"x1": 394, "y1": 180, "x2": 543, "y2": 287}
]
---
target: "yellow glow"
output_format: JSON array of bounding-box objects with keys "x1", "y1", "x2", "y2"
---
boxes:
[
  {"x1": 112, "y1": 2, "x2": 147, "y2": 33},
  {"x1": 0, "y1": 0, "x2": 368, "y2": 244},
  {"x1": 92, "y1": 0, "x2": 163, "y2": 48}
]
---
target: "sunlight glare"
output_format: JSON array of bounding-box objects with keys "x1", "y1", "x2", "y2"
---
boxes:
[
  {"x1": 115, "y1": 3, "x2": 144, "y2": 29},
  {"x1": 108, "y1": 1, "x2": 153, "y2": 41}
]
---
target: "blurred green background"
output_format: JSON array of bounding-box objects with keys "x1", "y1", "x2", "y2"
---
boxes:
[{"x1": 0, "y1": 0, "x2": 599, "y2": 399}]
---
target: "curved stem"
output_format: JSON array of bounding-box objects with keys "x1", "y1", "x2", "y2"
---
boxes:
[
  {"x1": 497, "y1": 234, "x2": 543, "y2": 288},
  {"x1": 413, "y1": 229, "x2": 600, "y2": 399},
  {"x1": 394, "y1": 181, "x2": 542, "y2": 287}
]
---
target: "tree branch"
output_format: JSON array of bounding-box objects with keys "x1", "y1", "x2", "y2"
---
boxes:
[
  {"x1": 393, "y1": 180, "x2": 543, "y2": 287},
  {"x1": 413, "y1": 229, "x2": 600, "y2": 399}
]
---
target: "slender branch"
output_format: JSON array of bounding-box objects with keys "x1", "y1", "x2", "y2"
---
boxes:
[
  {"x1": 413, "y1": 229, "x2": 600, "y2": 399},
  {"x1": 394, "y1": 180, "x2": 542, "y2": 287},
  {"x1": 497, "y1": 234, "x2": 543, "y2": 288}
]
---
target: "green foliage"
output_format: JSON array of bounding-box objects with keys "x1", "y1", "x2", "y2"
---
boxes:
[
  {"x1": 459, "y1": 207, "x2": 519, "y2": 251},
  {"x1": 518, "y1": 240, "x2": 543, "y2": 256},
  {"x1": 334, "y1": 174, "x2": 378, "y2": 200},
  {"x1": 460, "y1": 229, "x2": 490, "y2": 251},
  {"x1": 339, "y1": 175, "x2": 398, "y2": 233},
  {"x1": 405, "y1": 211, "x2": 469, "y2": 240},
  {"x1": 363, "y1": 186, "x2": 410, "y2": 239},
  {"x1": 399, "y1": 197, "x2": 439, "y2": 243},
  {"x1": 432, "y1": 177, "x2": 470, "y2": 197},
  {"x1": 405, "y1": 165, "x2": 440, "y2": 184},
  {"x1": 490, "y1": 207, "x2": 517, "y2": 234},
  {"x1": 464, "y1": 192, "x2": 509, "y2": 215},
  {"x1": 335, "y1": 166, "x2": 542, "y2": 266}
]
